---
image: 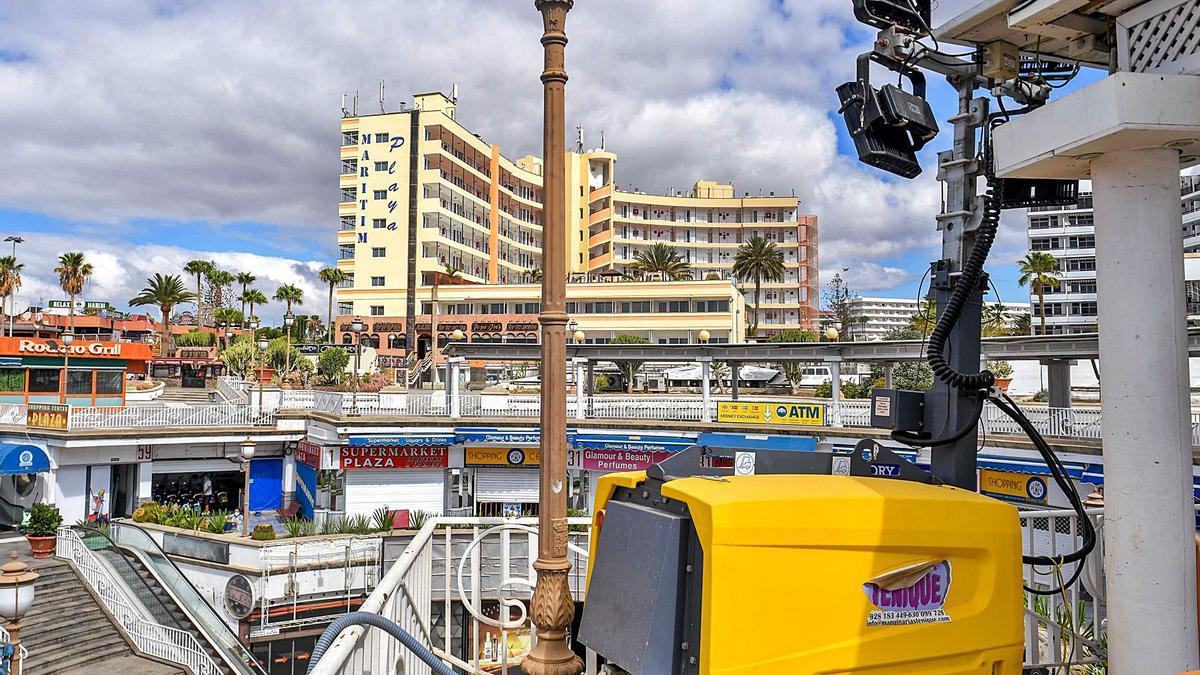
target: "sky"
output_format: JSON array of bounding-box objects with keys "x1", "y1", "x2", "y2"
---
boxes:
[{"x1": 0, "y1": 0, "x2": 1100, "y2": 321}]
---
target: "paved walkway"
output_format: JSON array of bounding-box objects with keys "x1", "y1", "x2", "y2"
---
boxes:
[{"x1": 58, "y1": 654, "x2": 185, "y2": 675}]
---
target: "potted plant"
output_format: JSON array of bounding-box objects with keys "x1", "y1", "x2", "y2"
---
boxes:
[
  {"x1": 24, "y1": 503, "x2": 63, "y2": 558},
  {"x1": 988, "y1": 360, "x2": 1015, "y2": 391}
]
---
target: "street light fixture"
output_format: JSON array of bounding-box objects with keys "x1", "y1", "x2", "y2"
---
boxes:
[
  {"x1": 284, "y1": 312, "x2": 296, "y2": 384},
  {"x1": 572, "y1": 330, "x2": 585, "y2": 344},
  {"x1": 3, "y1": 236, "x2": 22, "y2": 340},
  {"x1": 349, "y1": 318, "x2": 364, "y2": 413},
  {"x1": 239, "y1": 438, "x2": 256, "y2": 536},
  {"x1": 59, "y1": 332, "x2": 74, "y2": 405},
  {"x1": 0, "y1": 551, "x2": 37, "y2": 675},
  {"x1": 256, "y1": 337, "x2": 269, "y2": 413},
  {"x1": 824, "y1": 327, "x2": 840, "y2": 341},
  {"x1": 698, "y1": 329, "x2": 711, "y2": 343},
  {"x1": 450, "y1": 328, "x2": 465, "y2": 342}
]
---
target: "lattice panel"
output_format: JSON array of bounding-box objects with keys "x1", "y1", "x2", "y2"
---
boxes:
[{"x1": 1123, "y1": 0, "x2": 1200, "y2": 72}]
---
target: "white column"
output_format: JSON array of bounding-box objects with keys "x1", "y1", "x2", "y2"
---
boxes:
[
  {"x1": 574, "y1": 359, "x2": 586, "y2": 420},
  {"x1": 829, "y1": 360, "x2": 842, "y2": 427},
  {"x1": 1093, "y1": 147, "x2": 1199, "y2": 672},
  {"x1": 281, "y1": 450, "x2": 296, "y2": 504},
  {"x1": 448, "y1": 358, "x2": 462, "y2": 419},
  {"x1": 883, "y1": 363, "x2": 894, "y2": 389},
  {"x1": 698, "y1": 357, "x2": 712, "y2": 423}
]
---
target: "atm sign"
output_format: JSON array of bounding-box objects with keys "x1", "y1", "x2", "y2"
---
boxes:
[{"x1": 717, "y1": 401, "x2": 826, "y2": 426}]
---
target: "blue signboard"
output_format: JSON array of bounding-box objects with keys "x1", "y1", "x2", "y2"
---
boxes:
[
  {"x1": 0, "y1": 443, "x2": 50, "y2": 475},
  {"x1": 348, "y1": 434, "x2": 456, "y2": 447},
  {"x1": 696, "y1": 432, "x2": 818, "y2": 452},
  {"x1": 573, "y1": 434, "x2": 695, "y2": 454},
  {"x1": 456, "y1": 429, "x2": 543, "y2": 445},
  {"x1": 295, "y1": 462, "x2": 317, "y2": 519}
]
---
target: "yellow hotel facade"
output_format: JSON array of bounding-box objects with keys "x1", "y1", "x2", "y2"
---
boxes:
[{"x1": 336, "y1": 91, "x2": 818, "y2": 357}]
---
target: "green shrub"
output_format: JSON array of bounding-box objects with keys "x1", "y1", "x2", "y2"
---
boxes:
[
  {"x1": 283, "y1": 517, "x2": 305, "y2": 538},
  {"x1": 814, "y1": 379, "x2": 870, "y2": 400},
  {"x1": 175, "y1": 330, "x2": 216, "y2": 348},
  {"x1": 371, "y1": 506, "x2": 392, "y2": 533},
  {"x1": 221, "y1": 341, "x2": 257, "y2": 377},
  {"x1": 203, "y1": 511, "x2": 231, "y2": 534},
  {"x1": 987, "y1": 360, "x2": 1014, "y2": 378},
  {"x1": 1032, "y1": 388, "x2": 1050, "y2": 402},
  {"x1": 251, "y1": 524, "x2": 276, "y2": 541},
  {"x1": 25, "y1": 503, "x2": 62, "y2": 537},
  {"x1": 320, "y1": 516, "x2": 340, "y2": 536},
  {"x1": 593, "y1": 374, "x2": 613, "y2": 392},
  {"x1": 318, "y1": 348, "x2": 350, "y2": 385},
  {"x1": 409, "y1": 510, "x2": 430, "y2": 530}
]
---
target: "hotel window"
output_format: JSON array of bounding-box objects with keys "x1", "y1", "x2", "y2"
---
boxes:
[
  {"x1": 340, "y1": 187, "x2": 357, "y2": 203},
  {"x1": 374, "y1": 162, "x2": 388, "y2": 171},
  {"x1": 1067, "y1": 235, "x2": 1095, "y2": 249},
  {"x1": 1070, "y1": 280, "x2": 1097, "y2": 294},
  {"x1": 1065, "y1": 257, "x2": 1096, "y2": 272},
  {"x1": 621, "y1": 301, "x2": 652, "y2": 313},
  {"x1": 657, "y1": 300, "x2": 690, "y2": 313},
  {"x1": 372, "y1": 218, "x2": 386, "y2": 229},
  {"x1": 373, "y1": 190, "x2": 387, "y2": 200},
  {"x1": 1030, "y1": 237, "x2": 1058, "y2": 251},
  {"x1": 339, "y1": 244, "x2": 355, "y2": 259},
  {"x1": 371, "y1": 276, "x2": 385, "y2": 287},
  {"x1": 341, "y1": 159, "x2": 357, "y2": 174},
  {"x1": 372, "y1": 247, "x2": 386, "y2": 257},
  {"x1": 1030, "y1": 215, "x2": 1056, "y2": 229},
  {"x1": 376, "y1": 133, "x2": 389, "y2": 143},
  {"x1": 342, "y1": 131, "x2": 358, "y2": 146},
  {"x1": 29, "y1": 369, "x2": 60, "y2": 394},
  {"x1": 370, "y1": 305, "x2": 385, "y2": 316},
  {"x1": 1070, "y1": 301, "x2": 1098, "y2": 316},
  {"x1": 481, "y1": 303, "x2": 507, "y2": 314},
  {"x1": 1065, "y1": 213, "x2": 1094, "y2": 226},
  {"x1": 338, "y1": 302, "x2": 353, "y2": 316},
  {"x1": 585, "y1": 302, "x2": 614, "y2": 314},
  {"x1": 340, "y1": 216, "x2": 355, "y2": 231},
  {"x1": 696, "y1": 299, "x2": 730, "y2": 312}
]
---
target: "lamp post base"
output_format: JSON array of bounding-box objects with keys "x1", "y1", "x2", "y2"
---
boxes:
[{"x1": 522, "y1": 559, "x2": 582, "y2": 675}]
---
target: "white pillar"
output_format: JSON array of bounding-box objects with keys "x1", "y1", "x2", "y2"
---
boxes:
[
  {"x1": 281, "y1": 450, "x2": 296, "y2": 504},
  {"x1": 1093, "y1": 147, "x2": 1199, "y2": 672},
  {"x1": 698, "y1": 357, "x2": 712, "y2": 423},
  {"x1": 574, "y1": 359, "x2": 586, "y2": 420},
  {"x1": 883, "y1": 363, "x2": 894, "y2": 389},
  {"x1": 448, "y1": 358, "x2": 462, "y2": 419},
  {"x1": 829, "y1": 360, "x2": 842, "y2": 427}
]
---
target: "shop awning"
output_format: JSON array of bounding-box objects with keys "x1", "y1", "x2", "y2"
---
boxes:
[{"x1": 0, "y1": 444, "x2": 50, "y2": 475}]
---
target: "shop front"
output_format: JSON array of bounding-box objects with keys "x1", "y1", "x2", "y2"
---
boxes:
[
  {"x1": 149, "y1": 443, "x2": 285, "y2": 514},
  {"x1": 0, "y1": 441, "x2": 52, "y2": 528},
  {"x1": 340, "y1": 434, "x2": 454, "y2": 517},
  {"x1": 0, "y1": 337, "x2": 153, "y2": 406},
  {"x1": 149, "y1": 347, "x2": 226, "y2": 386}
]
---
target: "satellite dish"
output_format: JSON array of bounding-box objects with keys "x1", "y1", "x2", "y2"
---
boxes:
[{"x1": 8, "y1": 296, "x2": 30, "y2": 317}]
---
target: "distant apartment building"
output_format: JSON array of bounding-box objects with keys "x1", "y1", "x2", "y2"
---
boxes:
[
  {"x1": 1026, "y1": 175, "x2": 1200, "y2": 334},
  {"x1": 335, "y1": 91, "x2": 818, "y2": 358},
  {"x1": 848, "y1": 296, "x2": 1030, "y2": 341}
]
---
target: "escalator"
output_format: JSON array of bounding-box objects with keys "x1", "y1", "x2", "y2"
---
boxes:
[{"x1": 83, "y1": 523, "x2": 268, "y2": 675}]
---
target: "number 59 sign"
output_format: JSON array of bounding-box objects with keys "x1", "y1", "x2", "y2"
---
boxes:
[{"x1": 27, "y1": 403, "x2": 69, "y2": 430}]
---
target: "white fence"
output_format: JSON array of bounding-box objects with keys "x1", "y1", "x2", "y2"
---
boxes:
[
  {"x1": 56, "y1": 527, "x2": 223, "y2": 675},
  {"x1": 69, "y1": 404, "x2": 275, "y2": 430}
]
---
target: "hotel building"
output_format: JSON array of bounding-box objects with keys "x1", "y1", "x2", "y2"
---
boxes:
[{"x1": 335, "y1": 91, "x2": 817, "y2": 356}]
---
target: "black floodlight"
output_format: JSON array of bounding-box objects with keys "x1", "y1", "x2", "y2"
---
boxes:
[
  {"x1": 853, "y1": 0, "x2": 930, "y2": 33},
  {"x1": 999, "y1": 178, "x2": 1080, "y2": 209},
  {"x1": 837, "y1": 52, "x2": 939, "y2": 179}
]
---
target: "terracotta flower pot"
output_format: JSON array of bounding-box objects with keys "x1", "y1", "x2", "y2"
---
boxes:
[
  {"x1": 26, "y1": 535, "x2": 55, "y2": 559},
  {"x1": 995, "y1": 377, "x2": 1013, "y2": 392}
]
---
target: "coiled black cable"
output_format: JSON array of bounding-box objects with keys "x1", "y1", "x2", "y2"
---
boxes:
[{"x1": 925, "y1": 128, "x2": 1002, "y2": 392}]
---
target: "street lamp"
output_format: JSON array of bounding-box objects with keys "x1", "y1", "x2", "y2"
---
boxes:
[
  {"x1": 284, "y1": 312, "x2": 296, "y2": 385},
  {"x1": 572, "y1": 329, "x2": 585, "y2": 344},
  {"x1": 256, "y1": 337, "x2": 269, "y2": 413},
  {"x1": 526, "y1": 2, "x2": 582, "y2": 674},
  {"x1": 3, "y1": 236, "x2": 22, "y2": 339},
  {"x1": 239, "y1": 438, "x2": 256, "y2": 536},
  {"x1": 218, "y1": 321, "x2": 227, "y2": 351},
  {"x1": 698, "y1": 329, "x2": 711, "y2": 343},
  {"x1": 824, "y1": 327, "x2": 840, "y2": 341},
  {"x1": 59, "y1": 332, "x2": 74, "y2": 405},
  {"x1": 450, "y1": 328, "x2": 465, "y2": 342},
  {"x1": 349, "y1": 318, "x2": 364, "y2": 413},
  {"x1": 0, "y1": 552, "x2": 36, "y2": 675}
]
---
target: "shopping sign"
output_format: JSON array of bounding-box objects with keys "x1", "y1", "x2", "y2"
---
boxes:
[
  {"x1": 295, "y1": 440, "x2": 323, "y2": 469},
  {"x1": 716, "y1": 401, "x2": 826, "y2": 426},
  {"x1": 340, "y1": 445, "x2": 449, "y2": 469},
  {"x1": 27, "y1": 403, "x2": 69, "y2": 430},
  {"x1": 979, "y1": 468, "x2": 1048, "y2": 505},
  {"x1": 465, "y1": 446, "x2": 541, "y2": 467}
]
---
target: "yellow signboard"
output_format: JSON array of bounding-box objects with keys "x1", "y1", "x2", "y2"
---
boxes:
[
  {"x1": 27, "y1": 403, "x2": 69, "y2": 431},
  {"x1": 979, "y1": 468, "x2": 1048, "y2": 504},
  {"x1": 716, "y1": 401, "x2": 826, "y2": 427},
  {"x1": 464, "y1": 446, "x2": 541, "y2": 467}
]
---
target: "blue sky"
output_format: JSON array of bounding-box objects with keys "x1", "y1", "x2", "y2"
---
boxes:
[{"x1": 0, "y1": 0, "x2": 1104, "y2": 319}]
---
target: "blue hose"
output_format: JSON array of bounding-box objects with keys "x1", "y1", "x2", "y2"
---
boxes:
[{"x1": 306, "y1": 611, "x2": 455, "y2": 675}]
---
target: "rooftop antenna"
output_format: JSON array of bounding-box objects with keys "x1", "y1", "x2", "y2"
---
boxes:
[
  {"x1": 451, "y1": 83, "x2": 459, "y2": 102},
  {"x1": 576, "y1": 123, "x2": 584, "y2": 153},
  {"x1": 379, "y1": 80, "x2": 386, "y2": 114},
  {"x1": 600, "y1": 130, "x2": 605, "y2": 150},
  {"x1": 341, "y1": 92, "x2": 350, "y2": 117},
  {"x1": 353, "y1": 90, "x2": 359, "y2": 116}
]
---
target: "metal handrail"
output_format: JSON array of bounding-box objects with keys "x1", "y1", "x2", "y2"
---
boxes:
[{"x1": 56, "y1": 526, "x2": 223, "y2": 675}]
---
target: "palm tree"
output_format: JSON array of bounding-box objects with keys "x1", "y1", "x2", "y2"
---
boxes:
[
  {"x1": 273, "y1": 284, "x2": 304, "y2": 315},
  {"x1": 235, "y1": 272, "x2": 257, "y2": 324},
  {"x1": 206, "y1": 269, "x2": 236, "y2": 313},
  {"x1": 129, "y1": 274, "x2": 195, "y2": 357},
  {"x1": 632, "y1": 242, "x2": 691, "y2": 280},
  {"x1": 1017, "y1": 251, "x2": 1063, "y2": 335},
  {"x1": 910, "y1": 298, "x2": 937, "y2": 335},
  {"x1": 242, "y1": 289, "x2": 268, "y2": 325},
  {"x1": 318, "y1": 268, "x2": 346, "y2": 342},
  {"x1": 732, "y1": 236, "x2": 785, "y2": 337},
  {"x1": 183, "y1": 260, "x2": 214, "y2": 325},
  {"x1": 982, "y1": 302, "x2": 1011, "y2": 337},
  {"x1": 524, "y1": 268, "x2": 543, "y2": 283},
  {"x1": 0, "y1": 256, "x2": 24, "y2": 338},
  {"x1": 54, "y1": 252, "x2": 93, "y2": 332}
]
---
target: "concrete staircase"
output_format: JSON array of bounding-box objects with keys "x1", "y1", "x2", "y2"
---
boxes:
[
  {"x1": 156, "y1": 386, "x2": 215, "y2": 405},
  {"x1": 19, "y1": 554, "x2": 183, "y2": 674}
]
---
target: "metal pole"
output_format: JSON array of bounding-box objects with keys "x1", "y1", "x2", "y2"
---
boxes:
[
  {"x1": 241, "y1": 459, "x2": 251, "y2": 537},
  {"x1": 699, "y1": 357, "x2": 712, "y2": 423},
  {"x1": 1093, "y1": 147, "x2": 1199, "y2": 671},
  {"x1": 525, "y1": 2, "x2": 581, "y2": 674},
  {"x1": 256, "y1": 347, "x2": 264, "y2": 413},
  {"x1": 8, "y1": 620, "x2": 20, "y2": 675},
  {"x1": 352, "y1": 340, "x2": 360, "y2": 414}
]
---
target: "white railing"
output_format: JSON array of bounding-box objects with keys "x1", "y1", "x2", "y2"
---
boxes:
[
  {"x1": 56, "y1": 527, "x2": 222, "y2": 675},
  {"x1": 313, "y1": 390, "x2": 345, "y2": 416},
  {"x1": 0, "y1": 404, "x2": 25, "y2": 426},
  {"x1": 69, "y1": 404, "x2": 275, "y2": 430},
  {"x1": 586, "y1": 396, "x2": 706, "y2": 421},
  {"x1": 1019, "y1": 507, "x2": 1108, "y2": 670},
  {"x1": 310, "y1": 517, "x2": 591, "y2": 675},
  {"x1": 216, "y1": 375, "x2": 248, "y2": 403}
]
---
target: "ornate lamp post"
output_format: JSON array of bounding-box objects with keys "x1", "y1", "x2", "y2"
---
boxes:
[
  {"x1": 284, "y1": 312, "x2": 296, "y2": 383},
  {"x1": 0, "y1": 552, "x2": 37, "y2": 675},
  {"x1": 349, "y1": 318, "x2": 364, "y2": 413},
  {"x1": 525, "y1": 2, "x2": 582, "y2": 674},
  {"x1": 239, "y1": 438, "x2": 255, "y2": 536},
  {"x1": 59, "y1": 332, "x2": 74, "y2": 405},
  {"x1": 256, "y1": 337, "x2": 269, "y2": 412}
]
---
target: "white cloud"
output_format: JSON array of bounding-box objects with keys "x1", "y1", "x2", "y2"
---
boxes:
[{"x1": 824, "y1": 262, "x2": 917, "y2": 292}]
